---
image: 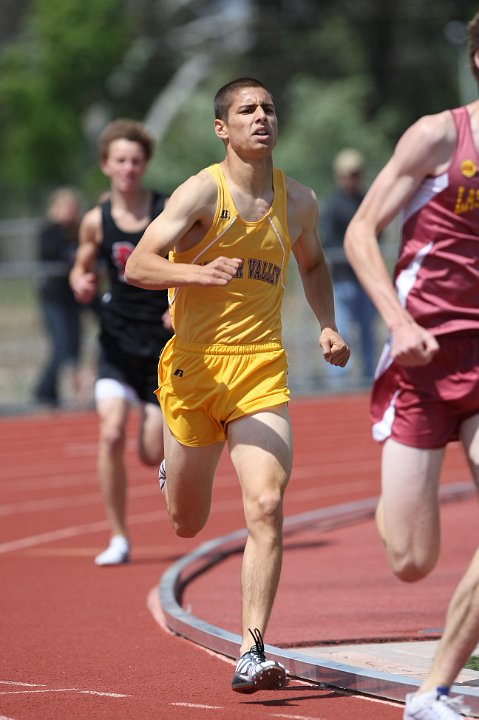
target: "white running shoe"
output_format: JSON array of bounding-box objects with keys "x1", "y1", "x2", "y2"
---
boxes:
[
  {"x1": 158, "y1": 460, "x2": 166, "y2": 494},
  {"x1": 231, "y1": 628, "x2": 287, "y2": 694},
  {"x1": 404, "y1": 690, "x2": 471, "y2": 719},
  {"x1": 94, "y1": 535, "x2": 129, "y2": 566}
]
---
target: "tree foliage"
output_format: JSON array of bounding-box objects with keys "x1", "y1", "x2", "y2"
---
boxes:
[
  {"x1": 0, "y1": 0, "x2": 478, "y2": 214},
  {"x1": 0, "y1": 0, "x2": 130, "y2": 210}
]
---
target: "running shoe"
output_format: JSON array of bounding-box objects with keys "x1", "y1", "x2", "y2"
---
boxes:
[
  {"x1": 231, "y1": 628, "x2": 287, "y2": 694},
  {"x1": 94, "y1": 535, "x2": 129, "y2": 566},
  {"x1": 158, "y1": 460, "x2": 166, "y2": 494},
  {"x1": 404, "y1": 690, "x2": 471, "y2": 719}
]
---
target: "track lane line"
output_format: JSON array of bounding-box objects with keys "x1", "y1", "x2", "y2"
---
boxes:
[{"x1": 0, "y1": 689, "x2": 128, "y2": 698}]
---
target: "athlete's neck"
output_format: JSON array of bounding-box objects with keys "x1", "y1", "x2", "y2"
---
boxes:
[
  {"x1": 109, "y1": 187, "x2": 151, "y2": 213},
  {"x1": 220, "y1": 156, "x2": 274, "y2": 199},
  {"x1": 109, "y1": 187, "x2": 153, "y2": 232}
]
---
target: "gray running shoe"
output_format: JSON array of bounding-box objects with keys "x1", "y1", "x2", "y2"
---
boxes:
[
  {"x1": 231, "y1": 628, "x2": 287, "y2": 694},
  {"x1": 404, "y1": 690, "x2": 470, "y2": 719}
]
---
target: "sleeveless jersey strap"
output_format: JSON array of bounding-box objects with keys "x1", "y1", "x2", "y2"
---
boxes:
[
  {"x1": 151, "y1": 191, "x2": 167, "y2": 219},
  {"x1": 100, "y1": 199, "x2": 113, "y2": 233}
]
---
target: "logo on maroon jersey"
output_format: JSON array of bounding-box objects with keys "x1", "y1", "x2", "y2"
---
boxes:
[
  {"x1": 460, "y1": 159, "x2": 477, "y2": 178},
  {"x1": 112, "y1": 242, "x2": 135, "y2": 281}
]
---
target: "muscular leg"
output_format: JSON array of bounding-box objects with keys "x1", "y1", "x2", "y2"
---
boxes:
[
  {"x1": 377, "y1": 438, "x2": 444, "y2": 582},
  {"x1": 97, "y1": 395, "x2": 130, "y2": 538},
  {"x1": 227, "y1": 404, "x2": 292, "y2": 655},
  {"x1": 419, "y1": 547, "x2": 479, "y2": 693},
  {"x1": 137, "y1": 402, "x2": 164, "y2": 466},
  {"x1": 163, "y1": 423, "x2": 224, "y2": 538},
  {"x1": 416, "y1": 413, "x2": 479, "y2": 693}
]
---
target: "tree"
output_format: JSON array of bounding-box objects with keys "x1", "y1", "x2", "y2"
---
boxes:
[
  {"x1": 0, "y1": 0, "x2": 478, "y2": 214},
  {"x1": 0, "y1": 0, "x2": 130, "y2": 212}
]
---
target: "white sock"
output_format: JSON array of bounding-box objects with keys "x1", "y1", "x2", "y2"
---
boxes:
[{"x1": 94, "y1": 535, "x2": 129, "y2": 566}]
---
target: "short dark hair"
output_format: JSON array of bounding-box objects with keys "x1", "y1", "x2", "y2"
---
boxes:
[
  {"x1": 98, "y1": 119, "x2": 154, "y2": 161},
  {"x1": 468, "y1": 11, "x2": 479, "y2": 87},
  {"x1": 214, "y1": 77, "x2": 271, "y2": 121}
]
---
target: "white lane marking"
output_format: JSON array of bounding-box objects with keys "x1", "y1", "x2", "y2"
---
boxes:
[
  {"x1": 171, "y1": 703, "x2": 223, "y2": 709},
  {"x1": 0, "y1": 452, "x2": 378, "y2": 495},
  {"x1": 0, "y1": 448, "x2": 376, "y2": 556},
  {"x1": 0, "y1": 681, "x2": 46, "y2": 687},
  {"x1": 0, "y1": 476, "x2": 370, "y2": 521},
  {"x1": 0, "y1": 493, "x2": 106, "y2": 517},
  {"x1": 0, "y1": 509, "x2": 167, "y2": 554},
  {"x1": 0, "y1": 715, "x2": 18, "y2": 719},
  {"x1": 0, "y1": 688, "x2": 128, "y2": 698},
  {"x1": 0, "y1": 678, "x2": 127, "y2": 698},
  {"x1": 0, "y1": 483, "x2": 165, "y2": 517},
  {"x1": 0, "y1": 520, "x2": 109, "y2": 554},
  {"x1": 0, "y1": 476, "x2": 371, "y2": 554},
  {"x1": 0, "y1": 473, "x2": 97, "y2": 493},
  {"x1": 271, "y1": 715, "x2": 321, "y2": 720}
]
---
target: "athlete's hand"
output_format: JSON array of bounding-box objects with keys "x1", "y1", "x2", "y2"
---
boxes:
[
  {"x1": 196, "y1": 257, "x2": 242, "y2": 286},
  {"x1": 320, "y1": 329, "x2": 350, "y2": 367},
  {"x1": 391, "y1": 321, "x2": 439, "y2": 366},
  {"x1": 71, "y1": 271, "x2": 97, "y2": 304}
]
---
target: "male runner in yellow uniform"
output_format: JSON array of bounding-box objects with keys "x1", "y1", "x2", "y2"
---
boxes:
[{"x1": 125, "y1": 77, "x2": 349, "y2": 693}]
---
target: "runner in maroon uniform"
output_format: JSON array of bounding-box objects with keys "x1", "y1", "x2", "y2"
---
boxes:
[
  {"x1": 345, "y1": 12, "x2": 479, "y2": 720},
  {"x1": 70, "y1": 119, "x2": 171, "y2": 566}
]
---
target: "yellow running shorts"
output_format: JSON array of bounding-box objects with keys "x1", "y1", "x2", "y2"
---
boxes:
[{"x1": 156, "y1": 336, "x2": 290, "y2": 447}]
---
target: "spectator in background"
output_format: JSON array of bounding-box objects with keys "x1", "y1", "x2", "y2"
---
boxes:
[
  {"x1": 33, "y1": 187, "x2": 86, "y2": 408},
  {"x1": 320, "y1": 149, "x2": 377, "y2": 387}
]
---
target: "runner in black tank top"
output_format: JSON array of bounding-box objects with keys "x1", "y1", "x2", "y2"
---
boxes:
[
  {"x1": 70, "y1": 119, "x2": 172, "y2": 567},
  {"x1": 98, "y1": 192, "x2": 171, "y2": 368}
]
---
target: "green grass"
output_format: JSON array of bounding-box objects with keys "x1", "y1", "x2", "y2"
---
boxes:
[
  {"x1": 0, "y1": 277, "x2": 36, "y2": 308},
  {"x1": 465, "y1": 655, "x2": 479, "y2": 670}
]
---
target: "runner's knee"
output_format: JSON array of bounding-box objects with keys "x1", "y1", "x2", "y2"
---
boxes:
[
  {"x1": 99, "y1": 421, "x2": 126, "y2": 454},
  {"x1": 169, "y1": 512, "x2": 207, "y2": 538},
  {"x1": 388, "y1": 549, "x2": 438, "y2": 583},
  {"x1": 244, "y1": 488, "x2": 283, "y2": 531},
  {"x1": 167, "y1": 496, "x2": 210, "y2": 538}
]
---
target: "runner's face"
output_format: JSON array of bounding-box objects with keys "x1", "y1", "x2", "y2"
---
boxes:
[
  {"x1": 101, "y1": 139, "x2": 148, "y2": 192},
  {"x1": 219, "y1": 87, "x2": 278, "y2": 156}
]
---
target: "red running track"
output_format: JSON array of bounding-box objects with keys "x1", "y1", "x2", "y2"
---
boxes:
[{"x1": 0, "y1": 393, "x2": 472, "y2": 720}]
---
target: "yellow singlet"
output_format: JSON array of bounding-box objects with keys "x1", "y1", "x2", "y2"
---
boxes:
[
  {"x1": 157, "y1": 163, "x2": 292, "y2": 446},
  {"x1": 168, "y1": 163, "x2": 291, "y2": 345}
]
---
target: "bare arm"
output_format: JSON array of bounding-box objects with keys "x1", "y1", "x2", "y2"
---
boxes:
[
  {"x1": 69, "y1": 207, "x2": 101, "y2": 304},
  {"x1": 125, "y1": 172, "x2": 241, "y2": 289},
  {"x1": 290, "y1": 181, "x2": 350, "y2": 367},
  {"x1": 344, "y1": 112, "x2": 454, "y2": 366}
]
